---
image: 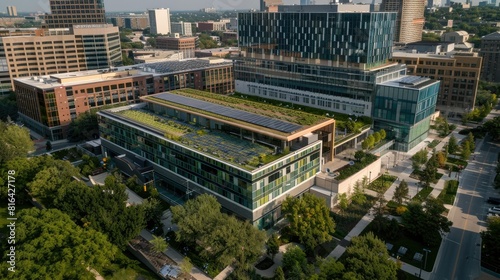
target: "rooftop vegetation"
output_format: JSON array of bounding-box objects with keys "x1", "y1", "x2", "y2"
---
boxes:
[
  {"x1": 113, "y1": 109, "x2": 282, "y2": 171},
  {"x1": 335, "y1": 151, "x2": 378, "y2": 181}
]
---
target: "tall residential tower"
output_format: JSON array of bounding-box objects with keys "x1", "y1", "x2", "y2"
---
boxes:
[
  {"x1": 380, "y1": 0, "x2": 425, "y2": 44},
  {"x1": 148, "y1": 8, "x2": 171, "y2": 35},
  {"x1": 43, "y1": 0, "x2": 106, "y2": 28}
]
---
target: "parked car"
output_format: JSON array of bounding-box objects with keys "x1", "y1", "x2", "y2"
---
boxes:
[
  {"x1": 487, "y1": 197, "x2": 500, "y2": 205},
  {"x1": 488, "y1": 207, "x2": 500, "y2": 214}
]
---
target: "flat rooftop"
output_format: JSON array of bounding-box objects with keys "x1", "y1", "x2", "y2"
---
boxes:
[
  {"x1": 276, "y1": 4, "x2": 377, "y2": 13},
  {"x1": 379, "y1": 75, "x2": 438, "y2": 89},
  {"x1": 102, "y1": 106, "x2": 276, "y2": 171},
  {"x1": 392, "y1": 51, "x2": 479, "y2": 59},
  {"x1": 142, "y1": 89, "x2": 333, "y2": 137},
  {"x1": 13, "y1": 58, "x2": 233, "y2": 89}
]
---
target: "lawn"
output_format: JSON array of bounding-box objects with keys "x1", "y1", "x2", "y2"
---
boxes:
[
  {"x1": 427, "y1": 140, "x2": 440, "y2": 149},
  {"x1": 331, "y1": 195, "x2": 377, "y2": 239},
  {"x1": 447, "y1": 157, "x2": 468, "y2": 168},
  {"x1": 367, "y1": 174, "x2": 397, "y2": 193},
  {"x1": 437, "y1": 180, "x2": 459, "y2": 205},
  {"x1": 362, "y1": 223, "x2": 440, "y2": 272},
  {"x1": 411, "y1": 187, "x2": 433, "y2": 202},
  {"x1": 409, "y1": 171, "x2": 443, "y2": 184}
]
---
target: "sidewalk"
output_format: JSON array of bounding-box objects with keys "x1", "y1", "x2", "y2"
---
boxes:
[{"x1": 140, "y1": 229, "x2": 211, "y2": 280}]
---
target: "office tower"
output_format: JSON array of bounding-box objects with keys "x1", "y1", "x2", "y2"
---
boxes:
[
  {"x1": 110, "y1": 15, "x2": 150, "y2": 30},
  {"x1": 148, "y1": 8, "x2": 171, "y2": 35},
  {"x1": 237, "y1": 4, "x2": 440, "y2": 151},
  {"x1": 480, "y1": 32, "x2": 500, "y2": 83},
  {"x1": 391, "y1": 50, "x2": 481, "y2": 119},
  {"x1": 44, "y1": 0, "x2": 106, "y2": 29},
  {"x1": 380, "y1": 0, "x2": 425, "y2": 44},
  {"x1": 171, "y1": 21, "x2": 193, "y2": 36},
  {"x1": 6, "y1": 6, "x2": 17, "y2": 16},
  {"x1": 260, "y1": 0, "x2": 283, "y2": 11},
  {"x1": 14, "y1": 59, "x2": 234, "y2": 140}
]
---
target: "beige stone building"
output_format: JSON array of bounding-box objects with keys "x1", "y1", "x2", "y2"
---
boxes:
[
  {"x1": 156, "y1": 36, "x2": 196, "y2": 58},
  {"x1": 391, "y1": 51, "x2": 482, "y2": 118},
  {"x1": 0, "y1": 25, "x2": 121, "y2": 90},
  {"x1": 44, "y1": 0, "x2": 107, "y2": 29},
  {"x1": 381, "y1": 0, "x2": 425, "y2": 44}
]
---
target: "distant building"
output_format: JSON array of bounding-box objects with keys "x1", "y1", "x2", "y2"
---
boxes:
[
  {"x1": 222, "y1": 32, "x2": 238, "y2": 42},
  {"x1": 130, "y1": 50, "x2": 184, "y2": 63},
  {"x1": 442, "y1": 31, "x2": 469, "y2": 43},
  {"x1": 110, "y1": 15, "x2": 149, "y2": 30},
  {"x1": 43, "y1": 0, "x2": 106, "y2": 29},
  {"x1": 156, "y1": 36, "x2": 196, "y2": 58},
  {"x1": 260, "y1": 0, "x2": 283, "y2": 11},
  {"x1": 391, "y1": 51, "x2": 482, "y2": 119},
  {"x1": 198, "y1": 21, "x2": 226, "y2": 32},
  {"x1": 381, "y1": 0, "x2": 425, "y2": 43},
  {"x1": 480, "y1": 32, "x2": 500, "y2": 83},
  {"x1": 195, "y1": 47, "x2": 240, "y2": 58},
  {"x1": 227, "y1": 18, "x2": 238, "y2": 31},
  {"x1": 300, "y1": 0, "x2": 314, "y2": 4},
  {"x1": 171, "y1": 22, "x2": 192, "y2": 36},
  {"x1": 14, "y1": 58, "x2": 235, "y2": 140},
  {"x1": 148, "y1": 8, "x2": 171, "y2": 35},
  {"x1": 200, "y1": 7, "x2": 216, "y2": 13},
  {"x1": 6, "y1": 6, "x2": 17, "y2": 17}
]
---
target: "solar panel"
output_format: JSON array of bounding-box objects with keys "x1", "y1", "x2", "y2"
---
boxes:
[{"x1": 153, "y1": 93, "x2": 303, "y2": 133}]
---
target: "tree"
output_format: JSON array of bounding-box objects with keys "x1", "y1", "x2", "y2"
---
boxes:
[
  {"x1": 351, "y1": 180, "x2": 367, "y2": 205},
  {"x1": 150, "y1": 235, "x2": 168, "y2": 253},
  {"x1": 467, "y1": 132, "x2": 475, "y2": 152},
  {"x1": 361, "y1": 139, "x2": 370, "y2": 150},
  {"x1": 316, "y1": 257, "x2": 345, "y2": 280},
  {"x1": 393, "y1": 180, "x2": 409, "y2": 205},
  {"x1": 0, "y1": 92, "x2": 18, "y2": 122},
  {"x1": 344, "y1": 232, "x2": 398, "y2": 280},
  {"x1": 0, "y1": 121, "x2": 34, "y2": 163},
  {"x1": 0, "y1": 208, "x2": 118, "y2": 280},
  {"x1": 402, "y1": 198, "x2": 452, "y2": 246},
  {"x1": 281, "y1": 193, "x2": 335, "y2": 252},
  {"x1": 282, "y1": 246, "x2": 312, "y2": 279},
  {"x1": 448, "y1": 135, "x2": 459, "y2": 155},
  {"x1": 481, "y1": 217, "x2": 500, "y2": 271},
  {"x1": 274, "y1": 266, "x2": 285, "y2": 280},
  {"x1": 142, "y1": 197, "x2": 164, "y2": 230},
  {"x1": 461, "y1": 141, "x2": 472, "y2": 161},
  {"x1": 354, "y1": 150, "x2": 365, "y2": 162},
  {"x1": 338, "y1": 193, "x2": 349, "y2": 212},
  {"x1": 436, "y1": 151, "x2": 447, "y2": 168},
  {"x1": 45, "y1": 140, "x2": 52, "y2": 151},
  {"x1": 411, "y1": 149, "x2": 428, "y2": 173},
  {"x1": 373, "y1": 192, "x2": 387, "y2": 217},
  {"x1": 420, "y1": 151, "x2": 438, "y2": 188},
  {"x1": 373, "y1": 132, "x2": 381, "y2": 144},
  {"x1": 180, "y1": 257, "x2": 194, "y2": 277},
  {"x1": 379, "y1": 129, "x2": 387, "y2": 140},
  {"x1": 267, "y1": 234, "x2": 280, "y2": 261},
  {"x1": 67, "y1": 111, "x2": 99, "y2": 142},
  {"x1": 366, "y1": 135, "x2": 375, "y2": 148}
]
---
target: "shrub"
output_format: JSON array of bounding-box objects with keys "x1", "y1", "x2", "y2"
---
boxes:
[{"x1": 396, "y1": 206, "x2": 408, "y2": 215}]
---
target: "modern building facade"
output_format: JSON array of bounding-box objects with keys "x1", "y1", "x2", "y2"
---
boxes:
[
  {"x1": 148, "y1": 8, "x2": 171, "y2": 35},
  {"x1": 6, "y1": 6, "x2": 17, "y2": 17},
  {"x1": 43, "y1": 0, "x2": 107, "y2": 29},
  {"x1": 0, "y1": 25, "x2": 121, "y2": 90},
  {"x1": 380, "y1": 0, "x2": 425, "y2": 44},
  {"x1": 480, "y1": 32, "x2": 500, "y2": 83},
  {"x1": 14, "y1": 58, "x2": 235, "y2": 140},
  {"x1": 197, "y1": 21, "x2": 227, "y2": 32},
  {"x1": 373, "y1": 76, "x2": 440, "y2": 151},
  {"x1": 98, "y1": 89, "x2": 335, "y2": 229},
  {"x1": 110, "y1": 15, "x2": 150, "y2": 30},
  {"x1": 156, "y1": 36, "x2": 196, "y2": 58},
  {"x1": 391, "y1": 51, "x2": 482, "y2": 119},
  {"x1": 171, "y1": 22, "x2": 193, "y2": 36},
  {"x1": 236, "y1": 5, "x2": 439, "y2": 151}
]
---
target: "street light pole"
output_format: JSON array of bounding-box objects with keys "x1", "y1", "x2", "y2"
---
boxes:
[{"x1": 419, "y1": 248, "x2": 431, "y2": 279}]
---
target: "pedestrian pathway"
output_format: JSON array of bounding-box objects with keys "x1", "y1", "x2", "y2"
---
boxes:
[
  {"x1": 140, "y1": 229, "x2": 211, "y2": 280},
  {"x1": 255, "y1": 243, "x2": 300, "y2": 278}
]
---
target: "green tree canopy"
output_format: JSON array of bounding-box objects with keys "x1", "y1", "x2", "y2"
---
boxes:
[
  {"x1": 267, "y1": 233, "x2": 280, "y2": 260},
  {"x1": 0, "y1": 208, "x2": 118, "y2": 279},
  {"x1": 393, "y1": 179, "x2": 409, "y2": 205},
  {"x1": 448, "y1": 135, "x2": 459, "y2": 155},
  {"x1": 0, "y1": 121, "x2": 34, "y2": 163},
  {"x1": 411, "y1": 149, "x2": 428, "y2": 173},
  {"x1": 481, "y1": 217, "x2": 500, "y2": 271},
  {"x1": 281, "y1": 193, "x2": 335, "y2": 252},
  {"x1": 67, "y1": 111, "x2": 99, "y2": 142},
  {"x1": 282, "y1": 246, "x2": 313, "y2": 280},
  {"x1": 150, "y1": 235, "x2": 168, "y2": 253}
]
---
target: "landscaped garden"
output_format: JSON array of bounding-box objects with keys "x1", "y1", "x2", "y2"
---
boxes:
[
  {"x1": 331, "y1": 194, "x2": 377, "y2": 239},
  {"x1": 51, "y1": 147, "x2": 82, "y2": 162},
  {"x1": 367, "y1": 174, "x2": 397, "y2": 193},
  {"x1": 411, "y1": 186, "x2": 434, "y2": 202},
  {"x1": 437, "y1": 180, "x2": 459, "y2": 205},
  {"x1": 427, "y1": 140, "x2": 440, "y2": 149},
  {"x1": 335, "y1": 152, "x2": 378, "y2": 181}
]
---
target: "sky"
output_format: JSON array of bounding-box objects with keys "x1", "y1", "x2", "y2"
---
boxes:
[{"x1": 0, "y1": 0, "x2": 307, "y2": 13}]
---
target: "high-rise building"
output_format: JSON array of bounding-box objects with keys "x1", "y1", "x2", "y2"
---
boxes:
[
  {"x1": 171, "y1": 22, "x2": 193, "y2": 36},
  {"x1": 391, "y1": 51, "x2": 482, "y2": 119},
  {"x1": 480, "y1": 32, "x2": 500, "y2": 83},
  {"x1": 14, "y1": 58, "x2": 235, "y2": 140},
  {"x1": 260, "y1": 0, "x2": 283, "y2": 11},
  {"x1": 6, "y1": 6, "x2": 17, "y2": 17},
  {"x1": 236, "y1": 4, "x2": 440, "y2": 151},
  {"x1": 380, "y1": 0, "x2": 425, "y2": 44},
  {"x1": 110, "y1": 15, "x2": 150, "y2": 30},
  {"x1": 148, "y1": 8, "x2": 171, "y2": 35},
  {"x1": 44, "y1": 0, "x2": 106, "y2": 29}
]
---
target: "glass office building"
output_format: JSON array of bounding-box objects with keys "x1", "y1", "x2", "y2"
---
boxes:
[
  {"x1": 98, "y1": 90, "x2": 335, "y2": 229},
  {"x1": 373, "y1": 76, "x2": 440, "y2": 151}
]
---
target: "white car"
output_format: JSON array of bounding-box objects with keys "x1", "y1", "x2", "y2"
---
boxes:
[{"x1": 488, "y1": 207, "x2": 500, "y2": 214}]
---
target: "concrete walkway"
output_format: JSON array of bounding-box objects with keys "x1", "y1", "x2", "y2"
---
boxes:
[
  {"x1": 140, "y1": 229, "x2": 211, "y2": 280},
  {"x1": 326, "y1": 131, "x2": 461, "y2": 279}
]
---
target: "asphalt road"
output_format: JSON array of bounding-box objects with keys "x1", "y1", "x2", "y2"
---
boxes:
[{"x1": 431, "y1": 133, "x2": 500, "y2": 278}]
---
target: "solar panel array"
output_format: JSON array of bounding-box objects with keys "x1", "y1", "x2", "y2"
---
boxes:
[
  {"x1": 154, "y1": 93, "x2": 303, "y2": 133},
  {"x1": 145, "y1": 59, "x2": 230, "y2": 74}
]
